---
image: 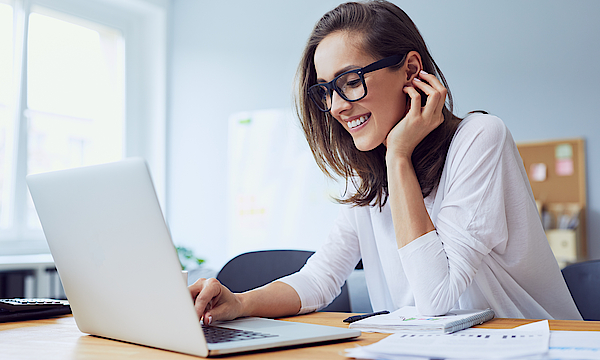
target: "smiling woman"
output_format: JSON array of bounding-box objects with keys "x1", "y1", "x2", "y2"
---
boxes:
[
  {"x1": 285, "y1": 0, "x2": 580, "y2": 319},
  {"x1": 187, "y1": 0, "x2": 582, "y2": 324},
  {"x1": 297, "y1": 8, "x2": 460, "y2": 207}
]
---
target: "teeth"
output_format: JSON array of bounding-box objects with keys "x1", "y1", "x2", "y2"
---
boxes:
[{"x1": 348, "y1": 115, "x2": 369, "y2": 129}]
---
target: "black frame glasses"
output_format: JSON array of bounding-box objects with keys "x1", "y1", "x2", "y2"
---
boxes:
[{"x1": 308, "y1": 54, "x2": 405, "y2": 112}]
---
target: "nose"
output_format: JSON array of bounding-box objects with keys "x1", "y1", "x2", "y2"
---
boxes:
[{"x1": 330, "y1": 90, "x2": 352, "y2": 117}]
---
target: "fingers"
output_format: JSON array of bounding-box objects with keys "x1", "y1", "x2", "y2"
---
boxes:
[
  {"x1": 389, "y1": 71, "x2": 448, "y2": 158},
  {"x1": 403, "y1": 85, "x2": 422, "y2": 117},
  {"x1": 412, "y1": 71, "x2": 447, "y2": 120},
  {"x1": 414, "y1": 70, "x2": 446, "y2": 99},
  {"x1": 189, "y1": 278, "x2": 223, "y2": 324},
  {"x1": 189, "y1": 278, "x2": 243, "y2": 326}
]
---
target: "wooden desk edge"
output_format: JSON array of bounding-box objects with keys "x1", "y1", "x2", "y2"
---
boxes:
[{"x1": 474, "y1": 317, "x2": 600, "y2": 331}]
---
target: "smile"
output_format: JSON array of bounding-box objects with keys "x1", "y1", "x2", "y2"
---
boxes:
[{"x1": 348, "y1": 114, "x2": 370, "y2": 129}]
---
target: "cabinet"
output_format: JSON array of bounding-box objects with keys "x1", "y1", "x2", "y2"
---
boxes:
[{"x1": 0, "y1": 254, "x2": 64, "y2": 298}]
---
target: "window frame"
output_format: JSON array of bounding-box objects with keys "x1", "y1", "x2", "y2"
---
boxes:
[{"x1": 0, "y1": 0, "x2": 168, "y2": 255}]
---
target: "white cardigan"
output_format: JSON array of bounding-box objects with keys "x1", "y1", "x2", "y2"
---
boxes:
[{"x1": 280, "y1": 113, "x2": 582, "y2": 320}]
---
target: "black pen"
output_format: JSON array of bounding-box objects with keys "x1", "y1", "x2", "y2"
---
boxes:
[{"x1": 343, "y1": 310, "x2": 390, "y2": 323}]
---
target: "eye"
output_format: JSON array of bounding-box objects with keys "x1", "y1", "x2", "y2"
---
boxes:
[
  {"x1": 346, "y1": 78, "x2": 361, "y2": 88},
  {"x1": 337, "y1": 72, "x2": 361, "y2": 90},
  {"x1": 316, "y1": 86, "x2": 328, "y2": 99}
]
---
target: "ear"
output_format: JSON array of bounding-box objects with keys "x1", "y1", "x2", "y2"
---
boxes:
[{"x1": 403, "y1": 51, "x2": 423, "y2": 84}]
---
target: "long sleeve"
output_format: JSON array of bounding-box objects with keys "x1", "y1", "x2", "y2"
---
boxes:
[
  {"x1": 278, "y1": 206, "x2": 362, "y2": 313},
  {"x1": 283, "y1": 113, "x2": 581, "y2": 320},
  {"x1": 399, "y1": 115, "x2": 564, "y2": 316}
]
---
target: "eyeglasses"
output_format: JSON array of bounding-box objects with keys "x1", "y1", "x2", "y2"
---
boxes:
[{"x1": 308, "y1": 54, "x2": 405, "y2": 112}]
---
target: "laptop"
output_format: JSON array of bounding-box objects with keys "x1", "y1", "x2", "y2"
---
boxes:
[{"x1": 26, "y1": 158, "x2": 360, "y2": 357}]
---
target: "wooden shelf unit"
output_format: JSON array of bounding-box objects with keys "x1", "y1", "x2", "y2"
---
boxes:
[{"x1": 517, "y1": 138, "x2": 587, "y2": 267}]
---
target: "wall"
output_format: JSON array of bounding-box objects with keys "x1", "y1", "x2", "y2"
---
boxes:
[{"x1": 168, "y1": 0, "x2": 600, "y2": 270}]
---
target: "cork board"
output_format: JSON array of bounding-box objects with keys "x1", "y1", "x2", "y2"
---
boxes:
[{"x1": 517, "y1": 138, "x2": 586, "y2": 206}]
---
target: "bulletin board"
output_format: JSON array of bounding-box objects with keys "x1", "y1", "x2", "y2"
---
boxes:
[
  {"x1": 516, "y1": 138, "x2": 587, "y2": 260},
  {"x1": 517, "y1": 138, "x2": 586, "y2": 205}
]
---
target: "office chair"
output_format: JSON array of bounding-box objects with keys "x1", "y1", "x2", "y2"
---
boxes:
[
  {"x1": 561, "y1": 259, "x2": 600, "y2": 321},
  {"x1": 216, "y1": 250, "x2": 351, "y2": 312}
]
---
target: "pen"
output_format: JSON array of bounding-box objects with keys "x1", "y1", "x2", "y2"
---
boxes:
[{"x1": 343, "y1": 310, "x2": 390, "y2": 323}]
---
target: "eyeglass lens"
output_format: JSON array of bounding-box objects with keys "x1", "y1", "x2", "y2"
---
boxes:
[{"x1": 310, "y1": 71, "x2": 365, "y2": 111}]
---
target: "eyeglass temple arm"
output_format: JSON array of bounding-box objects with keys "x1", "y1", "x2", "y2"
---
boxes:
[{"x1": 361, "y1": 54, "x2": 406, "y2": 74}]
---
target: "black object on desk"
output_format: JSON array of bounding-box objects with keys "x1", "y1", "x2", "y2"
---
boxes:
[
  {"x1": 0, "y1": 298, "x2": 71, "y2": 323},
  {"x1": 343, "y1": 310, "x2": 390, "y2": 323}
]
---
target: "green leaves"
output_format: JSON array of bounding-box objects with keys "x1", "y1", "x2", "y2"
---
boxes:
[{"x1": 176, "y1": 246, "x2": 205, "y2": 270}]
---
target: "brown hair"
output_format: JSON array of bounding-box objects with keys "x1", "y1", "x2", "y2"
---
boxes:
[{"x1": 295, "y1": 0, "x2": 461, "y2": 208}]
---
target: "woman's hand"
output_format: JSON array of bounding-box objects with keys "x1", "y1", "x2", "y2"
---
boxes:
[
  {"x1": 189, "y1": 278, "x2": 244, "y2": 325},
  {"x1": 385, "y1": 70, "x2": 447, "y2": 160}
]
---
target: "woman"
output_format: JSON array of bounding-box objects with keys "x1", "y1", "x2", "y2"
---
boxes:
[{"x1": 189, "y1": 0, "x2": 581, "y2": 324}]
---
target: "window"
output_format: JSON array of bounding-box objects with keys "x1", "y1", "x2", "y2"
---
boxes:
[
  {"x1": 26, "y1": 8, "x2": 126, "y2": 230},
  {"x1": 0, "y1": 3, "x2": 14, "y2": 231},
  {"x1": 0, "y1": 0, "x2": 167, "y2": 254}
]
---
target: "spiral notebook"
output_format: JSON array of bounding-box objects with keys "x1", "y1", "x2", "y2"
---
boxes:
[{"x1": 349, "y1": 306, "x2": 495, "y2": 334}]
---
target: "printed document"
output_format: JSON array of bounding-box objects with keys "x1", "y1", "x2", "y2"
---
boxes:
[{"x1": 345, "y1": 320, "x2": 550, "y2": 359}]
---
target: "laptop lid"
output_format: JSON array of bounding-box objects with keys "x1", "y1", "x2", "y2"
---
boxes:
[
  {"x1": 26, "y1": 158, "x2": 359, "y2": 357},
  {"x1": 27, "y1": 158, "x2": 210, "y2": 356}
]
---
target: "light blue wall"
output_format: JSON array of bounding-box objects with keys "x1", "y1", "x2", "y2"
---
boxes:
[{"x1": 168, "y1": 0, "x2": 600, "y2": 269}]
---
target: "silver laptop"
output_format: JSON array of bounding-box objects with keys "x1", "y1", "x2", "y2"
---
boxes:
[{"x1": 26, "y1": 158, "x2": 360, "y2": 357}]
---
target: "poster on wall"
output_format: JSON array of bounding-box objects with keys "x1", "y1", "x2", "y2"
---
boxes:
[{"x1": 227, "y1": 108, "x2": 344, "y2": 259}]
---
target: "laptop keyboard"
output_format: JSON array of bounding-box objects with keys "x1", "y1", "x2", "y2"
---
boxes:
[{"x1": 202, "y1": 325, "x2": 278, "y2": 344}]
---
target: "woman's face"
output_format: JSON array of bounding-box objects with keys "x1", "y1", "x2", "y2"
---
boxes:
[{"x1": 314, "y1": 31, "x2": 408, "y2": 151}]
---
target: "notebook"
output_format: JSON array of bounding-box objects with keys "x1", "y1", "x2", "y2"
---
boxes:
[
  {"x1": 26, "y1": 158, "x2": 360, "y2": 357},
  {"x1": 349, "y1": 306, "x2": 495, "y2": 334}
]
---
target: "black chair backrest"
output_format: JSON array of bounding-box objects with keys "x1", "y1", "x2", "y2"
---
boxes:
[
  {"x1": 216, "y1": 250, "x2": 351, "y2": 312},
  {"x1": 561, "y1": 259, "x2": 600, "y2": 321}
]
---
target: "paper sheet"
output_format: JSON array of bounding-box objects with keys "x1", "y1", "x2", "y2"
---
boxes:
[
  {"x1": 546, "y1": 331, "x2": 600, "y2": 359},
  {"x1": 346, "y1": 320, "x2": 600, "y2": 360},
  {"x1": 345, "y1": 320, "x2": 550, "y2": 359}
]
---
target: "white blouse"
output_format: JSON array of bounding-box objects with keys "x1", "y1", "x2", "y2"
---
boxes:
[{"x1": 279, "y1": 113, "x2": 582, "y2": 320}]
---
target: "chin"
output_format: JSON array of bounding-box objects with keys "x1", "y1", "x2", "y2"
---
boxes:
[{"x1": 353, "y1": 139, "x2": 381, "y2": 152}]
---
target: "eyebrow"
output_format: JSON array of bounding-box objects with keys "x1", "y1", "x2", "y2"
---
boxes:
[{"x1": 316, "y1": 64, "x2": 361, "y2": 83}]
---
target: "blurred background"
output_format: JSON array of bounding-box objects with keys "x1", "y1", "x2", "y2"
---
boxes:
[
  {"x1": 168, "y1": 0, "x2": 600, "y2": 270},
  {"x1": 1, "y1": 0, "x2": 599, "y2": 299}
]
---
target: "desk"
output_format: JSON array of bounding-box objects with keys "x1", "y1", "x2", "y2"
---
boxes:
[{"x1": 1, "y1": 313, "x2": 599, "y2": 359}]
